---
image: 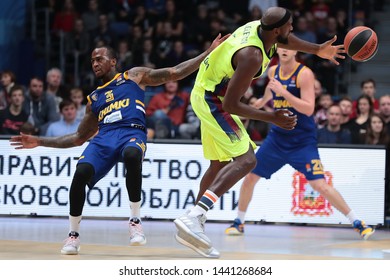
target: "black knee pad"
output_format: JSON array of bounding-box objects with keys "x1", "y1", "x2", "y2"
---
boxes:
[
  {"x1": 74, "y1": 163, "x2": 95, "y2": 183},
  {"x1": 123, "y1": 147, "x2": 143, "y2": 168}
]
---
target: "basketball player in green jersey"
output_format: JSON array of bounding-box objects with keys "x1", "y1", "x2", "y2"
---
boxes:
[{"x1": 173, "y1": 7, "x2": 345, "y2": 258}]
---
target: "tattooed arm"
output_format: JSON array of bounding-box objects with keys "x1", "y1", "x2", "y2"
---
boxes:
[
  {"x1": 128, "y1": 33, "x2": 230, "y2": 88},
  {"x1": 10, "y1": 103, "x2": 98, "y2": 149}
]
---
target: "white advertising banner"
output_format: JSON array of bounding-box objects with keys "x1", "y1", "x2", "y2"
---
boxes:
[{"x1": 0, "y1": 140, "x2": 385, "y2": 225}]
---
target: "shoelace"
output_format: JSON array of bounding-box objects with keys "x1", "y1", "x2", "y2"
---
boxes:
[
  {"x1": 129, "y1": 222, "x2": 144, "y2": 237},
  {"x1": 63, "y1": 236, "x2": 79, "y2": 246}
]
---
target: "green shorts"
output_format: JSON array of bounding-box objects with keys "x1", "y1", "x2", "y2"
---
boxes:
[{"x1": 191, "y1": 87, "x2": 257, "y2": 161}]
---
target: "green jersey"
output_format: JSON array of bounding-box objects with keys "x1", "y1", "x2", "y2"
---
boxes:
[{"x1": 194, "y1": 20, "x2": 277, "y2": 95}]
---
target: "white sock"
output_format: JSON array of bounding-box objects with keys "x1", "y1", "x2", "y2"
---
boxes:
[
  {"x1": 69, "y1": 215, "x2": 82, "y2": 233},
  {"x1": 237, "y1": 210, "x2": 246, "y2": 224},
  {"x1": 188, "y1": 205, "x2": 207, "y2": 217},
  {"x1": 346, "y1": 210, "x2": 358, "y2": 224},
  {"x1": 130, "y1": 200, "x2": 141, "y2": 220}
]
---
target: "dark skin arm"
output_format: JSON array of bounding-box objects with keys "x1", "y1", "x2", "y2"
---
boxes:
[
  {"x1": 128, "y1": 33, "x2": 230, "y2": 88},
  {"x1": 10, "y1": 102, "x2": 98, "y2": 149},
  {"x1": 223, "y1": 47, "x2": 296, "y2": 130},
  {"x1": 278, "y1": 34, "x2": 345, "y2": 65}
]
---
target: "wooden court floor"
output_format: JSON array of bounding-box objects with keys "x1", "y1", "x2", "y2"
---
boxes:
[{"x1": 0, "y1": 216, "x2": 390, "y2": 260}]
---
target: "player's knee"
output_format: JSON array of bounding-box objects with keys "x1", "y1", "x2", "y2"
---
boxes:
[
  {"x1": 123, "y1": 147, "x2": 142, "y2": 169},
  {"x1": 74, "y1": 163, "x2": 94, "y2": 182},
  {"x1": 245, "y1": 153, "x2": 257, "y2": 171},
  {"x1": 310, "y1": 180, "x2": 329, "y2": 194}
]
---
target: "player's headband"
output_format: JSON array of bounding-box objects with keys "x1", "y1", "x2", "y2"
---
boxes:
[{"x1": 261, "y1": 9, "x2": 291, "y2": 31}]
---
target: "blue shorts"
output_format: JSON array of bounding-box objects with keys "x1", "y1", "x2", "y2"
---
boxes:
[
  {"x1": 252, "y1": 133, "x2": 325, "y2": 180},
  {"x1": 78, "y1": 127, "x2": 147, "y2": 187}
]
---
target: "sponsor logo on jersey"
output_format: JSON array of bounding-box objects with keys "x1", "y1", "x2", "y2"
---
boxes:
[
  {"x1": 98, "y1": 98, "x2": 130, "y2": 122},
  {"x1": 91, "y1": 93, "x2": 98, "y2": 101}
]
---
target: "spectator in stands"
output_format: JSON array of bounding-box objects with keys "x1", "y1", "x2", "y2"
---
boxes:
[
  {"x1": 351, "y1": 78, "x2": 379, "y2": 118},
  {"x1": 23, "y1": 77, "x2": 60, "y2": 136},
  {"x1": 187, "y1": 4, "x2": 210, "y2": 51},
  {"x1": 343, "y1": 94, "x2": 373, "y2": 144},
  {"x1": 178, "y1": 102, "x2": 200, "y2": 139},
  {"x1": 116, "y1": 40, "x2": 133, "y2": 72},
  {"x1": 215, "y1": 8, "x2": 240, "y2": 33},
  {"x1": 146, "y1": 80, "x2": 189, "y2": 138},
  {"x1": 65, "y1": 19, "x2": 91, "y2": 83},
  {"x1": 91, "y1": 14, "x2": 114, "y2": 47},
  {"x1": 0, "y1": 85, "x2": 29, "y2": 135},
  {"x1": 314, "y1": 92, "x2": 333, "y2": 129},
  {"x1": 155, "y1": 0, "x2": 184, "y2": 40},
  {"x1": 247, "y1": 4, "x2": 263, "y2": 22},
  {"x1": 129, "y1": 25, "x2": 144, "y2": 59},
  {"x1": 315, "y1": 17, "x2": 344, "y2": 95},
  {"x1": 131, "y1": 5, "x2": 154, "y2": 38},
  {"x1": 164, "y1": 40, "x2": 192, "y2": 86},
  {"x1": 70, "y1": 87, "x2": 86, "y2": 122},
  {"x1": 335, "y1": 9, "x2": 347, "y2": 34},
  {"x1": 81, "y1": 0, "x2": 100, "y2": 33},
  {"x1": 379, "y1": 94, "x2": 390, "y2": 134},
  {"x1": 0, "y1": 70, "x2": 16, "y2": 110},
  {"x1": 360, "y1": 113, "x2": 389, "y2": 145},
  {"x1": 313, "y1": 78, "x2": 324, "y2": 111},
  {"x1": 294, "y1": 16, "x2": 317, "y2": 67},
  {"x1": 166, "y1": 40, "x2": 189, "y2": 66},
  {"x1": 311, "y1": 0, "x2": 330, "y2": 34},
  {"x1": 206, "y1": 18, "x2": 227, "y2": 43},
  {"x1": 45, "y1": 68, "x2": 69, "y2": 112},
  {"x1": 19, "y1": 121, "x2": 36, "y2": 135},
  {"x1": 144, "y1": 0, "x2": 166, "y2": 17},
  {"x1": 154, "y1": 21, "x2": 175, "y2": 66},
  {"x1": 46, "y1": 99, "x2": 80, "y2": 137},
  {"x1": 317, "y1": 104, "x2": 351, "y2": 144},
  {"x1": 52, "y1": 0, "x2": 79, "y2": 36},
  {"x1": 133, "y1": 38, "x2": 159, "y2": 68},
  {"x1": 339, "y1": 96, "x2": 353, "y2": 125}
]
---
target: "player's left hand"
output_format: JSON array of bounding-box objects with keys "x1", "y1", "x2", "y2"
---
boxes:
[
  {"x1": 208, "y1": 33, "x2": 231, "y2": 53},
  {"x1": 317, "y1": 35, "x2": 346, "y2": 65},
  {"x1": 268, "y1": 78, "x2": 285, "y2": 96}
]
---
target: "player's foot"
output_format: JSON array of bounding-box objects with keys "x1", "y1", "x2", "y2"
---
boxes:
[
  {"x1": 175, "y1": 231, "x2": 220, "y2": 258},
  {"x1": 353, "y1": 220, "x2": 375, "y2": 240},
  {"x1": 61, "y1": 231, "x2": 80, "y2": 255},
  {"x1": 174, "y1": 213, "x2": 212, "y2": 250},
  {"x1": 225, "y1": 218, "x2": 244, "y2": 235},
  {"x1": 129, "y1": 218, "x2": 146, "y2": 246}
]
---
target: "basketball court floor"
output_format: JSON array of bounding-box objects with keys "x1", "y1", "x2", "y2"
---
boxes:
[{"x1": 0, "y1": 216, "x2": 389, "y2": 260}]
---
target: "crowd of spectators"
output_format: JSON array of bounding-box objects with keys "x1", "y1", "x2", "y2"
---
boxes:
[
  {"x1": 0, "y1": 0, "x2": 388, "y2": 215},
  {"x1": 0, "y1": 0, "x2": 387, "y2": 142}
]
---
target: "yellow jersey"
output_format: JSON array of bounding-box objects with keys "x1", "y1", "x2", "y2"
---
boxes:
[{"x1": 194, "y1": 20, "x2": 276, "y2": 95}]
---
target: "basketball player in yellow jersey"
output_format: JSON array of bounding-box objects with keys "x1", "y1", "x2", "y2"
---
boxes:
[{"x1": 173, "y1": 7, "x2": 346, "y2": 258}]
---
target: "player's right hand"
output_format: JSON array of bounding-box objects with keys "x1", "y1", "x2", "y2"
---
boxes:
[
  {"x1": 272, "y1": 109, "x2": 297, "y2": 130},
  {"x1": 9, "y1": 133, "x2": 39, "y2": 149}
]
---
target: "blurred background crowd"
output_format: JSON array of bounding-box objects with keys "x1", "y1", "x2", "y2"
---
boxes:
[
  {"x1": 0, "y1": 0, "x2": 388, "y2": 145},
  {"x1": 0, "y1": 0, "x2": 389, "y2": 217}
]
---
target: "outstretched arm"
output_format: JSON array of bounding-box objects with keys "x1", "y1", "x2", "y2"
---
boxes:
[
  {"x1": 10, "y1": 103, "x2": 98, "y2": 149},
  {"x1": 129, "y1": 33, "x2": 230, "y2": 87},
  {"x1": 278, "y1": 34, "x2": 345, "y2": 65}
]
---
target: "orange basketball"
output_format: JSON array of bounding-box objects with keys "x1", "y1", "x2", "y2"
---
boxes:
[{"x1": 344, "y1": 26, "x2": 378, "y2": 62}]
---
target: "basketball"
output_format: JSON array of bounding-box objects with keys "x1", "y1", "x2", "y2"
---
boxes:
[{"x1": 344, "y1": 26, "x2": 378, "y2": 62}]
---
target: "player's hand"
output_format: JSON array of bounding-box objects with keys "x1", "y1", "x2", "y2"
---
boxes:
[
  {"x1": 9, "y1": 133, "x2": 40, "y2": 149},
  {"x1": 317, "y1": 35, "x2": 346, "y2": 65},
  {"x1": 268, "y1": 78, "x2": 285, "y2": 96},
  {"x1": 208, "y1": 33, "x2": 231, "y2": 53},
  {"x1": 271, "y1": 109, "x2": 297, "y2": 130}
]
